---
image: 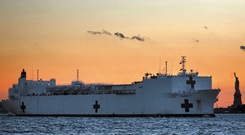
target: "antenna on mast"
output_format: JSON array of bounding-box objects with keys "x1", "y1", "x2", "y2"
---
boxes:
[
  {"x1": 77, "y1": 69, "x2": 79, "y2": 81},
  {"x1": 180, "y1": 56, "x2": 186, "y2": 74},
  {"x1": 165, "y1": 61, "x2": 168, "y2": 75},
  {"x1": 37, "y1": 69, "x2": 39, "y2": 81},
  {"x1": 158, "y1": 57, "x2": 161, "y2": 74},
  {"x1": 32, "y1": 67, "x2": 33, "y2": 80}
]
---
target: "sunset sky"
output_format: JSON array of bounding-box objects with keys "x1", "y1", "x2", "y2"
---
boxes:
[{"x1": 0, "y1": 0, "x2": 244, "y2": 107}]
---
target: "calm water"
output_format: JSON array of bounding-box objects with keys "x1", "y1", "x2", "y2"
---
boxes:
[{"x1": 0, "y1": 114, "x2": 245, "y2": 135}]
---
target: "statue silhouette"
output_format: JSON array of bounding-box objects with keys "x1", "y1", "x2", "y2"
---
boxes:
[
  {"x1": 232, "y1": 72, "x2": 242, "y2": 108},
  {"x1": 234, "y1": 72, "x2": 240, "y2": 93}
]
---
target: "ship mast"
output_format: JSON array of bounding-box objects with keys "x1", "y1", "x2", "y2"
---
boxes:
[
  {"x1": 165, "y1": 61, "x2": 168, "y2": 75},
  {"x1": 180, "y1": 56, "x2": 186, "y2": 74},
  {"x1": 158, "y1": 57, "x2": 161, "y2": 74},
  {"x1": 37, "y1": 69, "x2": 39, "y2": 81},
  {"x1": 77, "y1": 69, "x2": 79, "y2": 82}
]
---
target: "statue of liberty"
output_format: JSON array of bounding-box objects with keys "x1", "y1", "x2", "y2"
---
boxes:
[
  {"x1": 232, "y1": 72, "x2": 242, "y2": 108},
  {"x1": 234, "y1": 73, "x2": 240, "y2": 93}
]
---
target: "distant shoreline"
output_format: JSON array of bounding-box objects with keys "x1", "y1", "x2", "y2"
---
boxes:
[{"x1": 214, "y1": 105, "x2": 245, "y2": 114}]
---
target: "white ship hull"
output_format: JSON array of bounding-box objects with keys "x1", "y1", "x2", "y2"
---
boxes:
[
  {"x1": 2, "y1": 89, "x2": 220, "y2": 117},
  {"x1": 1, "y1": 57, "x2": 221, "y2": 117}
]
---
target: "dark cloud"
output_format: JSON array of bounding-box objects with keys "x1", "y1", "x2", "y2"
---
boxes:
[
  {"x1": 87, "y1": 30, "x2": 102, "y2": 35},
  {"x1": 87, "y1": 29, "x2": 112, "y2": 36},
  {"x1": 131, "y1": 35, "x2": 145, "y2": 41},
  {"x1": 102, "y1": 29, "x2": 112, "y2": 36},
  {"x1": 240, "y1": 46, "x2": 245, "y2": 50},
  {"x1": 87, "y1": 29, "x2": 148, "y2": 42},
  {"x1": 114, "y1": 32, "x2": 128, "y2": 39}
]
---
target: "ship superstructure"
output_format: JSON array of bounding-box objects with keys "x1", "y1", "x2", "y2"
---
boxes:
[{"x1": 2, "y1": 56, "x2": 220, "y2": 116}]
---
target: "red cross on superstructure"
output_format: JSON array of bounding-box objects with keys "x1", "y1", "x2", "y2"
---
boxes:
[{"x1": 186, "y1": 76, "x2": 196, "y2": 89}]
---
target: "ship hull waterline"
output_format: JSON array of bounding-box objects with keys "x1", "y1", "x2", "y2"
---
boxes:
[{"x1": 2, "y1": 89, "x2": 220, "y2": 117}]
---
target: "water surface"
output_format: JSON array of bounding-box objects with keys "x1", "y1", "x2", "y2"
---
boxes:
[{"x1": 0, "y1": 114, "x2": 245, "y2": 135}]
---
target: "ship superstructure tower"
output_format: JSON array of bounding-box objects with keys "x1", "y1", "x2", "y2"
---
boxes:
[{"x1": 18, "y1": 69, "x2": 27, "y2": 95}]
